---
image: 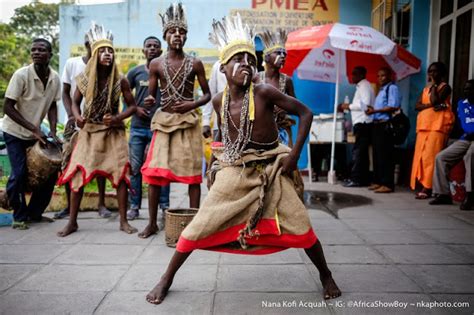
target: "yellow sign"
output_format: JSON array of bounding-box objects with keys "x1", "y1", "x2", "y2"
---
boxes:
[
  {"x1": 231, "y1": 0, "x2": 339, "y2": 33},
  {"x1": 70, "y1": 45, "x2": 219, "y2": 78}
]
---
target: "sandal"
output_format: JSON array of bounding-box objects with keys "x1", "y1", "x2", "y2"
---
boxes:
[
  {"x1": 415, "y1": 190, "x2": 432, "y2": 200},
  {"x1": 12, "y1": 221, "x2": 29, "y2": 230}
]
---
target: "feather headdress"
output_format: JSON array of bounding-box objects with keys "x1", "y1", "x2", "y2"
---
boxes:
[
  {"x1": 86, "y1": 21, "x2": 114, "y2": 54},
  {"x1": 77, "y1": 22, "x2": 120, "y2": 122},
  {"x1": 259, "y1": 28, "x2": 288, "y2": 56},
  {"x1": 209, "y1": 13, "x2": 256, "y2": 65},
  {"x1": 160, "y1": 2, "x2": 188, "y2": 37}
]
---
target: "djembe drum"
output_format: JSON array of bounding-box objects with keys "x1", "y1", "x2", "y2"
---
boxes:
[{"x1": 26, "y1": 140, "x2": 62, "y2": 191}]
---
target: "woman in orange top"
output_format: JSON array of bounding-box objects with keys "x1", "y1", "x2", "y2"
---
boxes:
[{"x1": 411, "y1": 62, "x2": 454, "y2": 199}]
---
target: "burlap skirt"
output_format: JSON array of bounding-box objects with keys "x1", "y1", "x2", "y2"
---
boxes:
[
  {"x1": 141, "y1": 109, "x2": 202, "y2": 186},
  {"x1": 176, "y1": 145, "x2": 316, "y2": 255},
  {"x1": 58, "y1": 123, "x2": 130, "y2": 192}
]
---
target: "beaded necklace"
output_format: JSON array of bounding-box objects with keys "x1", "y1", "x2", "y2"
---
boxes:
[
  {"x1": 221, "y1": 85, "x2": 252, "y2": 164},
  {"x1": 259, "y1": 71, "x2": 287, "y2": 93},
  {"x1": 161, "y1": 53, "x2": 194, "y2": 109},
  {"x1": 221, "y1": 83, "x2": 279, "y2": 164}
]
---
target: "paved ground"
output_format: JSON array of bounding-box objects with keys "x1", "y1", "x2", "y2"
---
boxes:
[{"x1": 1, "y1": 179, "x2": 473, "y2": 314}]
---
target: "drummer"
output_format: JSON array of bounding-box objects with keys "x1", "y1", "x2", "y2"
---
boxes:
[{"x1": 1, "y1": 38, "x2": 61, "y2": 230}]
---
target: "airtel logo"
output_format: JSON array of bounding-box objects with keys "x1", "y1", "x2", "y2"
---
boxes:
[
  {"x1": 348, "y1": 26, "x2": 364, "y2": 31},
  {"x1": 350, "y1": 40, "x2": 359, "y2": 46},
  {"x1": 322, "y1": 49, "x2": 335, "y2": 59}
]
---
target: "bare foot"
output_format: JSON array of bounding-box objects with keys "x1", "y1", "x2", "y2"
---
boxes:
[
  {"x1": 120, "y1": 222, "x2": 138, "y2": 234},
  {"x1": 57, "y1": 222, "x2": 78, "y2": 237},
  {"x1": 138, "y1": 224, "x2": 158, "y2": 239},
  {"x1": 146, "y1": 276, "x2": 173, "y2": 304},
  {"x1": 321, "y1": 276, "x2": 341, "y2": 300}
]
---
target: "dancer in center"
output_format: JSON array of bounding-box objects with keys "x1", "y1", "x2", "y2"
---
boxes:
[
  {"x1": 145, "y1": 14, "x2": 341, "y2": 304},
  {"x1": 139, "y1": 2, "x2": 211, "y2": 238}
]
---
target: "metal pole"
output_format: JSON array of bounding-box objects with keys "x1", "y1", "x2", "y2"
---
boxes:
[{"x1": 328, "y1": 49, "x2": 340, "y2": 184}]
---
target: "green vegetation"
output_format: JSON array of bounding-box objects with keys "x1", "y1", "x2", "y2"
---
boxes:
[{"x1": 0, "y1": 0, "x2": 74, "y2": 114}]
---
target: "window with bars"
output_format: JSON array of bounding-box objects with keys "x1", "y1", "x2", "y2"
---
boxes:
[{"x1": 371, "y1": 0, "x2": 411, "y2": 47}]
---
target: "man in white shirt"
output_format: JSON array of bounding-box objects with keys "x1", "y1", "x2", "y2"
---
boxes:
[
  {"x1": 202, "y1": 60, "x2": 227, "y2": 139},
  {"x1": 1, "y1": 38, "x2": 61, "y2": 229},
  {"x1": 340, "y1": 66, "x2": 375, "y2": 187},
  {"x1": 54, "y1": 35, "x2": 112, "y2": 219}
]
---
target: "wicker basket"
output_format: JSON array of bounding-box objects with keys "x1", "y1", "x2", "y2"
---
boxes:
[{"x1": 165, "y1": 208, "x2": 198, "y2": 247}]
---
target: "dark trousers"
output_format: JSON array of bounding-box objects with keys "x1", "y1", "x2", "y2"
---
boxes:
[
  {"x1": 351, "y1": 123, "x2": 371, "y2": 184},
  {"x1": 4, "y1": 132, "x2": 57, "y2": 222},
  {"x1": 372, "y1": 122, "x2": 395, "y2": 189},
  {"x1": 129, "y1": 127, "x2": 170, "y2": 209}
]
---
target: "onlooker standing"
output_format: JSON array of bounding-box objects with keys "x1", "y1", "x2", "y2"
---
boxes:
[
  {"x1": 202, "y1": 60, "x2": 227, "y2": 139},
  {"x1": 430, "y1": 79, "x2": 474, "y2": 210},
  {"x1": 340, "y1": 66, "x2": 374, "y2": 187},
  {"x1": 126, "y1": 36, "x2": 170, "y2": 220},
  {"x1": 1, "y1": 38, "x2": 61, "y2": 229},
  {"x1": 55, "y1": 34, "x2": 112, "y2": 219},
  {"x1": 410, "y1": 62, "x2": 454, "y2": 199},
  {"x1": 365, "y1": 67, "x2": 401, "y2": 193}
]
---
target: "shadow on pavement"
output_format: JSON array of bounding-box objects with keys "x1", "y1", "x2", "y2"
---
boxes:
[{"x1": 304, "y1": 190, "x2": 373, "y2": 219}]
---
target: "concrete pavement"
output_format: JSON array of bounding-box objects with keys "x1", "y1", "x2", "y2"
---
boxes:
[{"x1": 0, "y1": 179, "x2": 473, "y2": 314}]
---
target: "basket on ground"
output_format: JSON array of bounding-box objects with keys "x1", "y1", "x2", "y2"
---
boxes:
[{"x1": 165, "y1": 208, "x2": 198, "y2": 247}]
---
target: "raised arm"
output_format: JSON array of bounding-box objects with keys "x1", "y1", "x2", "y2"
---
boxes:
[
  {"x1": 262, "y1": 85, "x2": 312, "y2": 165},
  {"x1": 430, "y1": 84, "x2": 451, "y2": 108}
]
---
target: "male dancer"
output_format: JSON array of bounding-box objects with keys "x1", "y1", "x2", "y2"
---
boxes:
[
  {"x1": 57, "y1": 22, "x2": 138, "y2": 237},
  {"x1": 139, "y1": 3, "x2": 211, "y2": 238},
  {"x1": 57, "y1": 33, "x2": 112, "y2": 219},
  {"x1": 258, "y1": 28, "x2": 296, "y2": 146},
  {"x1": 145, "y1": 14, "x2": 340, "y2": 304}
]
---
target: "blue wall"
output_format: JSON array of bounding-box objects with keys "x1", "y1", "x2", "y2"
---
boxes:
[{"x1": 405, "y1": 0, "x2": 430, "y2": 147}]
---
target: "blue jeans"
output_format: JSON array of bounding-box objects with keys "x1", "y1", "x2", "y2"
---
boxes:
[
  {"x1": 129, "y1": 127, "x2": 170, "y2": 209},
  {"x1": 278, "y1": 127, "x2": 290, "y2": 146},
  {"x1": 4, "y1": 132, "x2": 57, "y2": 222}
]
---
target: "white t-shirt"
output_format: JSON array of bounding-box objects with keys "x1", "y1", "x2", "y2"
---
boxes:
[
  {"x1": 349, "y1": 79, "x2": 375, "y2": 125},
  {"x1": 61, "y1": 56, "x2": 86, "y2": 120},
  {"x1": 202, "y1": 61, "x2": 227, "y2": 131}
]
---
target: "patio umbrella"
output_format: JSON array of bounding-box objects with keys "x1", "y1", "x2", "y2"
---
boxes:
[{"x1": 281, "y1": 23, "x2": 421, "y2": 183}]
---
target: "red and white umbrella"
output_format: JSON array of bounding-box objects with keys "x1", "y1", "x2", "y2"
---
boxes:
[{"x1": 280, "y1": 23, "x2": 421, "y2": 183}]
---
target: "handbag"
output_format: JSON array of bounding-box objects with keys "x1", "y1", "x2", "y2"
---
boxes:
[
  {"x1": 389, "y1": 108, "x2": 410, "y2": 145},
  {"x1": 383, "y1": 83, "x2": 410, "y2": 145}
]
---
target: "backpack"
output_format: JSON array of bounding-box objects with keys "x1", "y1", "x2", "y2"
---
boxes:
[{"x1": 385, "y1": 83, "x2": 410, "y2": 145}]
